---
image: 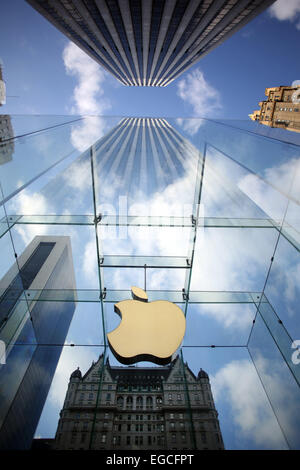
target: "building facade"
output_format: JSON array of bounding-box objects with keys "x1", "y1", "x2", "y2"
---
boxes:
[
  {"x1": 54, "y1": 354, "x2": 224, "y2": 450},
  {"x1": 26, "y1": 0, "x2": 274, "y2": 86},
  {"x1": 0, "y1": 236, "x2": 76, "y2": 449},
  {"x1": 0, "y1": 115, "x2": 14, "y2": 165},
  {"x1": 249, "y1": 85, "x2": 300, "y2": 133}
]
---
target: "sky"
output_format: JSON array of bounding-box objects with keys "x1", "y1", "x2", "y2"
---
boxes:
[{"x1": 0, "y1": 0, "x2": 300, "y2": 451}]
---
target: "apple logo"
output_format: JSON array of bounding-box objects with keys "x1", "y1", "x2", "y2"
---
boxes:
[{"x1": 107, "y1": 286, "x2": 186, "y2": 365}]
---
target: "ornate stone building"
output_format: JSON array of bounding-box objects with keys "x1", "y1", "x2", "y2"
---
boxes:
[
  {"x1": 54, "y1": 354, "x2": 224, "y2": 450},
  {"x1": 249, "y1": 85, "x2": 300, "y2": 133}
]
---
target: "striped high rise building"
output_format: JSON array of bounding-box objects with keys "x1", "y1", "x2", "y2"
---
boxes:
[
  {"x1": 26, "y1": 0, "x2": 274, "y2": 86},
  {"x1": 42, "y1": 117, "x2": 201, "y2": 210}
]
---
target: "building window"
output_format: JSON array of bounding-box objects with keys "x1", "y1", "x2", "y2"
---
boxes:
[
  {"x1": 148, "y1": 436, "x2": 152, "y2": 445},
  {"x1": 146, "y1": 396, "x2": 153, "y2": 409},
  {"x1": 137, "y1": 396, "x2": 143, "y2": 409},
  {"x1": 127, "y1": 436, "x2": 131, "y2": 445},
  {"x1": 126, "y1": 396, "x2": 133, "y2": 409},
  {"x1": 106, "y1": 393, "x2": 111, "y2": 401}
]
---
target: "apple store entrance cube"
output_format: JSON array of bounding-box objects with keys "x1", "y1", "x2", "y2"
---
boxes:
[{"x1": 0, "y1": 114, "x2": 299, "y2": 450}]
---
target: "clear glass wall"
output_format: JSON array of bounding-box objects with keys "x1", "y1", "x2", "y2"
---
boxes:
[{"x1": 0, "y1": 114, "x2": 299, "y2": 450}]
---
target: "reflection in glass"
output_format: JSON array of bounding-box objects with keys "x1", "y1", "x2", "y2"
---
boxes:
[{"x1": 0, "y1": 115, "x2": 299, "y2": 450}]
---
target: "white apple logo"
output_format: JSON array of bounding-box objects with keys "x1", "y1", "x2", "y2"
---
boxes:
[{"x1": 107, "y1": 286, "x2": 186, "y2": 365}]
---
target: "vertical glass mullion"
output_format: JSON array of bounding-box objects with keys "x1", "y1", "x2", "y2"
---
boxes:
[
  {"x1": 256, "y1": 297, "x2": 300, "y2": 387},
  {"x1": 184, "y1": 142, "x2": 207, "y2": 315},
  {"x1": 179, "y1": 349, "x2": 197, "y2": 450}
]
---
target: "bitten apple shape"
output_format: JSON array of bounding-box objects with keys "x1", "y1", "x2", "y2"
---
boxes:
[{"x1": 107, "y1": 287, "x2": 186, "y2": 365}]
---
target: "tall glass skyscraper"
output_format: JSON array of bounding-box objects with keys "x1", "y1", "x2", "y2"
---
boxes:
[
  {"x1": 0, "y1": 235, "x2": 76, "y2": 449},
  {"x1": 0, "y1": 114, "x2": 299, "y2": 450},
  {"x1": 26, "y1": 0, "x2": 275, "y2": 86}
]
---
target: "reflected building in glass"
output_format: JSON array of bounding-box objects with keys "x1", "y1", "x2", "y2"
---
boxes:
[
  {"x1": 26, "y1": 0, "x2": 274, "y2": 86},
  {"x1": 54, "y1": 354, "x2": 224, "y2": 450},
  {"x1": 0, "y1": 236, "x2": 76, "y2": 450}
]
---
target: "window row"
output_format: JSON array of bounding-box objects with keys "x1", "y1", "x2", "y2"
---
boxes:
[
  {"x1": 115, "y1": 414, "x2": 164, "y2": 421},
  {"x1": 113, "y1": 423, "x2": 165, "y2": 432},
  {"x1": 116, "y1": 396, "x2": 163, "y2": 408}
]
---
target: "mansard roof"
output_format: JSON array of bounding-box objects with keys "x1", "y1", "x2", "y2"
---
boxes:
[{"x1": 79, "y1": 353, "x2": 208, "y2": 383}]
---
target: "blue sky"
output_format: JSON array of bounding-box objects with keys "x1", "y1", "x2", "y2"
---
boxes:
[
  {"x1": 0, "y1": 0, "x2": 300, "y2": 119},
  {"x1": 1, "y1": 0, "x2": 300, "y2": 451}
]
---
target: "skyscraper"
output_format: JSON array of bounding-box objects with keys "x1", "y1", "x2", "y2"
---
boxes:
[
  {"x1": 54, "y1": 354, "x2": 224, "y2": 450},
  {"x1": 26, "y1": 0, "x2": 274, "y2": 86},
  {"x1": 0, "y1": 235, "x2": 76, "y2": 449},
  {"x1": 249, "y1": 85, "x2": 300, "y2": 133}
]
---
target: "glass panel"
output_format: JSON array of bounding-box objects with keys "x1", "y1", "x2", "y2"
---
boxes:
[
  {"x1": 181, "y1": 347, "x2": 288, "y2": 450},
  {"x1": 8, "y1": 224, "x2": 99, "y2": 289},
  {"x1": 190, "y1": 227, "x2": 278, "y2": 292},
  {"x1": 93, "y1": 118, "x2": 200, "y2": 217},
  {"x1": 185, "y1": 303, "x2": 257, "y2": 346},
  {"x1": 0, "y1": 116, "x2": 299, "y2": 450},
  {"x1": 34, "y1": 345, "x2": 105, "y2": 447},
  {"x1": 264, "y1": 234, "x2": 300, "y2": 341}
]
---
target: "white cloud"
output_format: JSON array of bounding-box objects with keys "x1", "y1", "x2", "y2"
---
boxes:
[
  {"x1": 239, "y1": 157, "x2": 300, "y2": 223},
  {"x1": 82, "y1": 236, "x2": 99, "y2": 286},
  {"x1": 269, "y1": 0, "x2": 300, "y2": 29},
  {"x1": 211, "y1": 359, "x2": 288, "y2": 449},
  {"x1": 63, "y1": 42, "x2": 111, "y2": 151},
  {"x1": 177, "y1": 68, "x2": 221, "y2": 135}
]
